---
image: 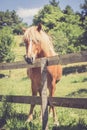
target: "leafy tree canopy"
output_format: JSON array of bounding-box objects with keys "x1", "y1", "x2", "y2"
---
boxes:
[
  {"x1": 0, "y1": 27, "x2": 15, "y2": 63},
  {"x1": 64, "y1": 5, "x2": 74, "y2": 15},
  {"x1": 0, "y1": 10, "x2": 22, "y2": 28},
  {"x1": 33, "y1": 0, "x2": 87, "y2": 54},
  {"x1": 49, "y1": 0, "x2": 59, "y2": 7},
  {"x1": 0, "y1": 10, "x2": 27, "y2": 34}
]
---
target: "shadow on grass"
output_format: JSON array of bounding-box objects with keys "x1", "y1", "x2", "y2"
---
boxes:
[
  {"x1": 52, "y1": 124, "x2": 87, "y2": 130},
  {"x1": 0, "y1": 74, "x2": 9, "y2": 79},
  {"x1": 0, "y1": 112, "x2": 41, "y2": 130},
  {"x1": 82, "y1": 77, "x2": 87, "y2": 82},
  {"x1": 72, "y1": 77, "x2": 87, "y2": 83},
  {"x1": 66, "y1": 89, "x2": 87, "y2": 97},
  {"x1": 0, "y1": 113, "x2": 27, "y2": 128},
  {"x1": 0, "y1": 113, "x2": 87, "y2": 130},
  {"x1": 1, "y1": 118, "x2": 87, "y2": 130}
]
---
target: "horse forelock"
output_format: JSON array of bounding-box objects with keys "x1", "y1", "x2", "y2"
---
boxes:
[{"x1": 24, "y1": 26, "x2": 40, "y2": 43}]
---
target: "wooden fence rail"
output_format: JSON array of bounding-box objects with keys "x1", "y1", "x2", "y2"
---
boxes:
[
  {"x1": 0, "y1": 51, "x2": 87, "y2": 70},
  {"x1": 0, "y1": 95, "x2": 87, "y2": 109},
  {"x1": 0, "y1": 51, "x2": 87, "y2": 130}
]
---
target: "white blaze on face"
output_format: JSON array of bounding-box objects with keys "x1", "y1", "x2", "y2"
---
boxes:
[
  {"x1": 27, "y1": 37, "x2": 36, "y2": 62},
  {"x1": 29, "y1": 37, "x2": 32, "y2": 54}
]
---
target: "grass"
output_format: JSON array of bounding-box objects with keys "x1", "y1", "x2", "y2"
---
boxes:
[
  {"x1": 55, "y1": 73, "x2": 87, "y2": 98},
  {"x1": 0, "y1": 71, "x2": 87, "y2": 130},
  {"x1": 0, "y1": 69, "x2": 31, "y2": 96},
  {"x1": 14, "y1": 35, "x2": 25, "y2": 61},
  {"x1": 0, "y1": 69, "x2": 87, "y2": 97},
  {"x1": 0, "y1": 35, "x2": 87, "y2": 129}
]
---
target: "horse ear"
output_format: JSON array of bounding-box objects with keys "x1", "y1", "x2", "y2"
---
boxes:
[
  {"x1": 22, "y1": 27, "x2": 27, "y2": 33},
  {"x1": 37, "y1": 23, "x2": 42, "y2": 32}
]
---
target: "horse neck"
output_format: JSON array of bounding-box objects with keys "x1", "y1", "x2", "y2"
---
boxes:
[
  {"x1": 42, "y1": 43, "x2": 56, "y2": 57},
  {"x1": 38, "y1": 48, "x2": 56, "y2": 58},
  {"x1": 45, "y1": 50, "x2": 56, "y2": 57}
]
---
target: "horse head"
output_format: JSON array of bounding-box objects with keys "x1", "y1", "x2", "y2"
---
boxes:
[
  {"x1": 23, "y1": 24, "x2": 44, "y2": 63},
  {"x1": 23, "y1": 24, "x2": 56, "y2": 64}
]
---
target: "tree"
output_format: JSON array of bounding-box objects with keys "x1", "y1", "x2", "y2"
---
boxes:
[
  {"x1": 80, "y1": 0, "x2": 87, "y2": 15},
  {"x1": 49, "y1": 0, "x2": 59, "y2": 7},
  {"x1": 50, "y1": 30, "x2": 69, "y2": 54},
  {"x1": 79, "y1": 0, "x2": 87, "y2": 51},
  {"x1": 80, "y1": 0, "x2": 87, "y2": 25},
  {"x1": 64, "y1": 5, "x2": 74, "y2": 15},
  {"x1": 33, "y1": 4, "x2": 63, "y2": 31},
  {"x1": 0, "y1": 10, "x2": 23, "y2": 30},
  {"x1": 13, "y1": 22, "x2": 28, "y2": 35},
  {"x1": 0, "y1": 27, "x2": 15, "y2": 63},
  {"x1": 33, "y1": 1, "x2": 86, "y2": 54}
]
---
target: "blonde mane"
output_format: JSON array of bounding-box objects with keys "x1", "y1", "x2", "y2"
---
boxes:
[{"x1": 24, "y1": 26, "x2": 56, "y2": 56}]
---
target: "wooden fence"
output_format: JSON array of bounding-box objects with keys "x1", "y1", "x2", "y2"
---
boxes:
[{"x1": 0, "y1": 51, "x2": 87, "y2": 130}]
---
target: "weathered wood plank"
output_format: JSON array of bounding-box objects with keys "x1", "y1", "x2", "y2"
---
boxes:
[
  {"x1": 59, "y1": 51, "x2": 87, "y2": 65},
  {"x1": 41, "y1": 58, "x2": 48, "y2": 130},
  {"x1": 0, "y1": 60, "x2": 41, "y2": 70},
  {"x1": 48, "y1": 97, "x2": 87, "y2": 109},
  {"x1": 0, "y1": 51, "x2": 87, "y2": 70},
  {"x1": 0, "y1": 95, "x2": 41, "y2": 105},
  {"x1": 0, "y1": 95, "x2": 87, "y2": 109}
]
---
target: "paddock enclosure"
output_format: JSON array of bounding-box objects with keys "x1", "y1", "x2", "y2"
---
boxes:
[{"x1": 0, "y1": 51, "x2": 87, "y2": 130}]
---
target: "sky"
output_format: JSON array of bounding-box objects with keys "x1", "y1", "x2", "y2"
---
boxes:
[{"x1": 0, "y1": 0, "x2": 85, "y2": 25}]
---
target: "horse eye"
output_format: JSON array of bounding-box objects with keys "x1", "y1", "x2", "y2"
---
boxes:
[
  {"x1": 34, "y1": 40, "x2": 39, "y2": 45},
  {"x1": 32, "y1": 41, "x2": 36, "y2": 45}
]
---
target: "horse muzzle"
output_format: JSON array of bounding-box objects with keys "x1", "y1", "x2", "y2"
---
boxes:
[{"x1": 24, "y1": 55, "x2": 34, "y2": 64}]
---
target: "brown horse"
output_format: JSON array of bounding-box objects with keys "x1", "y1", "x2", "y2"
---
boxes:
[{"x1": 23, "y1": 24, "x2": 62, "y2": 124}]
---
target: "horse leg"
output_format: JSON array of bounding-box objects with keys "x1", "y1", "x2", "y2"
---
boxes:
[
  {"x1": 38, "y1": 90, "x2": 42, "y2": 122},
  {"x1": 27, "y1": 104, "x2": 35, "y2": 122},
  {"x1": 49, "y1": 79, "x2": 59, "y2": 126},
  {"x1": 26, "y1": 81, "x2": 37, "y2": 122}
]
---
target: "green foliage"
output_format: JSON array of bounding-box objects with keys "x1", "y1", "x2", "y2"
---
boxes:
[
  {"x1": 0, "y1": 10, "x2": 27, "y2": 35},
  {"x1": 0, "y1": 27, "x2": 15, "y2": 63},
  {"x1": 80, "y1": 0, "x2": 87, "y2": 13},
  {"x1": 49, "y1": 0, "x2": 59, "y2": 7},
  {"x1": 49, "y1": 30, "x2": 68, "y2": 54},
  {"x1": 64, "y1": 5, "x2": 74, "y2": 15},
  {"x1": 33, "y1": 4, "x2": 63, "y2": 30},
  {"x1": 33, "y1": 1, "x2": 87, "y2": 54},
  {"x1": 79, "y1": 0, "x2": 87, "y2": 50},
  {"x1": 13, "y1": 24, "x2": 24, "y2": 35},
  {"x1": 0, "y1": 10, "x2": 22, "y2": 28}
]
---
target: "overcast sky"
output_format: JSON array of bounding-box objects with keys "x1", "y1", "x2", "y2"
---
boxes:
[{"x1": 0, "y1": 0, "x2": 84, "y2": 25}]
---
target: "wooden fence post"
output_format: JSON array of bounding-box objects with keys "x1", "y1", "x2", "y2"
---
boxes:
[{"x1": 41, "y1": 58, "x2": 48, "y2": 130}]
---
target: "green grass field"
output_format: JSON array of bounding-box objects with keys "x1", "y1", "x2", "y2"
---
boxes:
[
  {"x1": 0, "y1": 36, "x2": 87, "y2": 130},
  {"x1": 0, "y1": 70, "x2": 87, "y2": 97},
  {"x1": 0, "y1": 70, "x2": 87, "y2": 130}
]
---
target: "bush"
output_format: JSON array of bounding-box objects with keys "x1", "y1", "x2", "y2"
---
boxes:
[{"x1": 0, "y1": 27, "x2": 15, "y2": 63}]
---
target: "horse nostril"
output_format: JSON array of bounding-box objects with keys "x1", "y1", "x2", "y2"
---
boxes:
[
  {"x1": 24, "y1": 55, "x2": 34, "y2": 64},
  {"x1": 25, "y1": 57, "x2": 33, "y2": 64},
  {"x1": 31, "y1": 57, "x2": 33, "y2": 62}
]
